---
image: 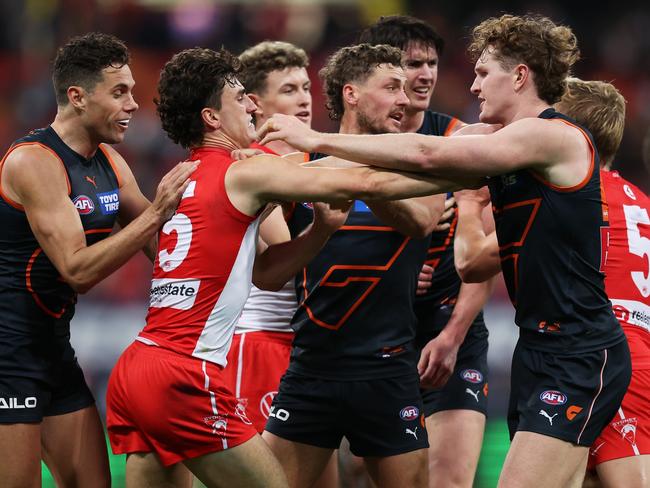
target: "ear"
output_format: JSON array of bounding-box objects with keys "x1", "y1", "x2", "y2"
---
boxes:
[
  {"x1": 67, "y1": 86, "x2": 85, "y2": 110},
  {"x1": 201, "y1": 107, "x2": 221, "y2": 130},
  {"x1": 513, "y1": 64, "x2": 530, "y2": 91},
  {"x1": 342, "y1": 83, "x2": 359, "y2": 108}
]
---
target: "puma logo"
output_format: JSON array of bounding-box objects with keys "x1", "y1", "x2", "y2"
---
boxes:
[
  {"x1": 465, "y1": 388, "x2": 480, "y2": 402},
  {"x1": 405, "y1": 427, "x2": 418, "y2": 440},
  {"x1": 85, "y1": 176, "x2": 97, "y2": 188},
  {"x1": 539, "y1": 410, "x2": 558, "y2": 425}
]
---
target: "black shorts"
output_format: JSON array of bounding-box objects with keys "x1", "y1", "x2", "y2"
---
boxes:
[
  {"x1": 415, "y1": 305, "x2": 489, "y2": 416},
  {"x1": 0, "y1": 333, "x2": 94, "y2": 423},
  {"x1": 264, "y1": 371, "x2": 428, "y2": 457},
  {"x1": 508, "y1": 339, "x2": 631, "y2": 446}
]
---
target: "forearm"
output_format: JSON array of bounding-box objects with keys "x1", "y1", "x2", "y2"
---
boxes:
[
  {"x1": 253, "y1": 223, "x2": 332, "y2": 291},
  {"x1": 440, "y1": 279, "x2": 495, "y2": 345},
  {"x1": 454, "y1": 202, "x2": 500, "y2": 282},
  {"x1": 315, "y1": 132, "x2": 433, "y2": 172},
  {"x1": 366, "y1": 195, "x2": 443, "y2": 238},
  {"x1": 63, "y1": 206, "x2": 163, "y2": 292}
]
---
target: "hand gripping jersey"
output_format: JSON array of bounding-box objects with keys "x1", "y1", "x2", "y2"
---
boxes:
[
  {"x1": 139, "y1": 147, "x2": 262, "y2": 366},
  {"x1": 0, "y1": 127, "x2": 119, "y2": 372},
  {"x1": 286, "y1": 161, "x2": 430, "y2": 380},
  {"x1": 601, "y1": 170, "x2": 650, "y2": 369},
  {"x1": 488, "y1": 109, "x2": 624, "y2": 353}
]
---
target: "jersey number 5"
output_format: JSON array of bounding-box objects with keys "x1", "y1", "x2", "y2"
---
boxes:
[{"x1": 623, "y1": 204, "x2": 650, "y2": 297}]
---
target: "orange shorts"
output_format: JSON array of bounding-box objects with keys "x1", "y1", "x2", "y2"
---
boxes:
[
  {"x1": 588, "y1": 368, "x2": 650, "y2": 468},
  {"x1": 223, "y1": 330, "x2": 293, "y2": 433},
  {"x1": 106, "y1": 341, "x2": 256, "y2": 466}
]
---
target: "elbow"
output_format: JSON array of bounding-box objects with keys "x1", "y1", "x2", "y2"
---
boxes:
[
  {"x1": 454, "y1": 258, "x2": 481, "y2": 284},
  {"x1": 252, "y1": 269, "x2": 285, "y2": 292},
  {"x1": 407, "y1": 220, "x2": 434, "y2": 239},
  {"x1": 63, "y1": 273, "x2": 95, "y2": 294}
]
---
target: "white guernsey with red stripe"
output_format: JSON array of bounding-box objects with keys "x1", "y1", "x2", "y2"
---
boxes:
[{"x1": 139, "y1": 147, "x2": 263, "y2": 367}]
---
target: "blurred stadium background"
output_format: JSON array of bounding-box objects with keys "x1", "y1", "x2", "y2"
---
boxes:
[{"x1": 1, "y1": 0, "x2": 647, "y2": 486}]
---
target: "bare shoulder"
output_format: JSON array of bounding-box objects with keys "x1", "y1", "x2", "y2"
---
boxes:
[{"x1": 3, "y1": 144, "x2": 69, "y2": 199}]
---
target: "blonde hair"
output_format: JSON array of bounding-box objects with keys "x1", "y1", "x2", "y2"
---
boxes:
[{"x1": 555, "y1": 77, "x2": 626, "y2": 168}]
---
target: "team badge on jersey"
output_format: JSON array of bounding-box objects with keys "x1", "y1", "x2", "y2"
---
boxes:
[
  {"x1": 96, "y1": 189, "x2": 120, "y2": 215},
  {"x1": 73, "y1": 195, "x2": 95, "y2": 215},
  {"x1": 540, "y1": 390, "x2": 567, "y2": 405},
  {"x1": 353, "y1": 200, "x2": 371, "y2": 212},
  {"x1": 399, "y1": 406, "x2": 419, "y2": 421}
]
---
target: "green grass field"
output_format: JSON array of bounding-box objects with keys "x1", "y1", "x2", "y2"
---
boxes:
[{"x1": 42, "y1": 419, "x2": 511, "y2": 487}]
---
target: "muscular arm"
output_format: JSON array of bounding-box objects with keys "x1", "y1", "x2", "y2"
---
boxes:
[
  {"x1": 4, "y1": 145, "x2": 195, "y2": 293},
  {"x1": 453, "y1": 190, "x2": 500, "y2": 283},
  {"x1": 253, "y1": 202, "x2": 350, "y2": 291},
  {"x1": 366, "y1": 195, "x2": 444, "y2": 238},
  {"x1": 226, "y1": 154, "x2": 482, "y2": 216},
  {"x1": 259, "y1": 114, "x2": 591, "y2": 185}
]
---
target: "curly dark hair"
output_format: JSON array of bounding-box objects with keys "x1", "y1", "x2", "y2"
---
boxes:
[
  {"x1": 319, "y1": 43, "x2": 403, "y2": 121},
  {"x1": 156, "y1": 47, "x2": 241, "y2": 149},
  {"x1": 52, "y1": 32, "x2": 130, "y2": 106},
  {"x1": 238, "y1": 41, "x2": 308, "y2": 95},
  {"x1": 468, "y1": 14, "x2": 580, "y2": 104},
  {"x1": 358, "y1": 15, "x2": 444, "y2": 55}
]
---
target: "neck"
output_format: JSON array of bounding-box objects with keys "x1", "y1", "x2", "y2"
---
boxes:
[
  {"x1": 200, "y1": 131, "x2": 242, "y2": 153},
  {"x1": 50, "y1": 109, "x2": 98, "y2": 159},
  {"x1": 265, "y1": 140, "x2": 301, "y2": 156},
  {"x1": 339, "y1": 113, "x2": 363, "y2": 135},
  {"x1": 401, "y1": 106, "x2": 425, "y2": 133}
]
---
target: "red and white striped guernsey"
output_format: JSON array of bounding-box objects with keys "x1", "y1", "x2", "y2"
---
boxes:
[
  {"x1": 601, "y1": 170, "x2": 650, "y2": 369},
  {"x1": 138, "y1": 146, "x2": 262, "y2": 366}
]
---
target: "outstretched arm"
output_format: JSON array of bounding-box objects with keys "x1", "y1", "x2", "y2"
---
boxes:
[
  {"x1": 226, "y1": 153, "x2": 483, "y2": 217},
  {"x1": 4, "y1": 145, "x2": 196, "y2": 293},
  {"x1": 258, "y1": 114, "x2": 586, "y2": 182}
]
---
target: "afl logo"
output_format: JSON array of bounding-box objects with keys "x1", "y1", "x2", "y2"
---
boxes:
[
  {"x1": 301, "y1": 202, "x2": 314, "y2": 209},
  {"x1": 73, "y1": 195, "x2": 95, "y2": 215},
  {"x1": 461, "y1": 369, "x2": 483, "y2": 384},
  {"x1": 400, "y1": 406, "x2": 419, "y2": 421},
  {"x1": 540, "y1": 390, "x2": 567, "y2": 405}
]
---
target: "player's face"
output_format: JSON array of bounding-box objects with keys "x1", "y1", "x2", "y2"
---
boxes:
[
  {"x1": 255, "y1": 67, "x2": 312, "y2": 127},
  {"x1": 84, "y1": 65, "x2": 139, "y2": 144},
  {"x1": 402, "y1": 42, "x2": 438, "y2": 113},
  {"x1": 355, "y1": 64, "x2": 409, "y2": 134},
  {"x1": 470, "y1": 48, "x2": 515, "y2": 125},
  {"x1": 217, "y1": 79, "x2": 258, "y2": 148}
]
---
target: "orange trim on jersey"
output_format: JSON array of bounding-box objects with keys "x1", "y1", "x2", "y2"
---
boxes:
[
  {"x1": 99, "y1": 144, "x2": 123, "y2": 188},
  {"x1": 443, "y1": 117, "x2": 460, "y2": 137},
  {"x1": 0, "y1": 142, "x2": 73, "y2": 211},
  {"x1": 303, "y1": 152, "x2": 310, "y2": 163},
  {"x1": 85, "y1": 228, "x2": 113, "y2": 235},
  {"x1": 25, "y1": 247, "x2": 67, "y2": 318},
  {"x1": 301, "y1": 236, "x2": 411, "y2": 330},
  {"x1": 494, "y1": 198, "x2": 542, "y2": 251},
  {"x1": 529, "y1": 119, "x2": 595, "y2": 193},
  {"x1": 599, "y1": 173, "x2": 609, "y2": 223}
]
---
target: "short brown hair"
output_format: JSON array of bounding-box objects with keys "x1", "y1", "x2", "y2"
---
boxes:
[
  {"x1": 468, "y1": 14, "x2": 579, "y2": 104},
  {"x1": 238, "y1": 41, "x2": 308, "y2": 95},
  {"x1": 53, "y1": 32, "x2": 130, "y2": 106},
  {"x1": 156, "y1": 47, "x2": 240, "y2": 149},
  {"x1": 555, "y1": 78, "x2": 626, "y2": 168},
  {"x1": 319, "y1": 43, "x2": 403, "y2": 121}
]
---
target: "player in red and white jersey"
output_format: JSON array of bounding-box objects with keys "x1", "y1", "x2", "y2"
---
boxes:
[
  {"x1": 554, "y1": 79, "x2": 650, "y2": 487},
  {"x1": 106, "y1": 47, "x2": 461, "y2": 487},
  {"x1": 225, "y1": 41, "x2": 310, "y2": 434}
]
